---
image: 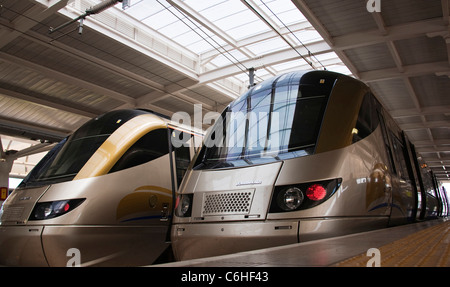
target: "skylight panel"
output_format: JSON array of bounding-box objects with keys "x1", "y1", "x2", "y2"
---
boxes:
[
  {"x1": 117, "y1": 0, "x2": 349, "y2": 91},
  {"x1": 246, "y1": 37, "x2": 288, "y2": 55}
]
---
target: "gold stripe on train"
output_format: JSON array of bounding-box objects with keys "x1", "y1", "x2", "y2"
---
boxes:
[
  {"x1": 116, "y1": 185, "x2": 172, "y2": 222},
  {"x1": 315, "y1": 77, "x2": 368, "y2": 154},
  {"x1": 74, "y1": 114, "x2": 167, "y2": 180}
]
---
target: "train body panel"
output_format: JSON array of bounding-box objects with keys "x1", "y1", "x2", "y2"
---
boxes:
[
  {"x1": 35, "y1": 154, "x2": 173, "y2": 226},
  {"x1": 183, "y1": 161, "x2": 282, "y2": 223},
  {"x1": 172, "y1": 70, "x2": 448, "y2": 261},
  {"x1": 0, "y1": 109, "x2": 201, "y2": 266},
  {"x1": 172, "y1": 129, "x2": 395, "y2": 259}
]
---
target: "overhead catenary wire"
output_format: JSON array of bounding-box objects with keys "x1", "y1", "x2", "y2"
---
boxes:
[
  {"x1": 157, "y1": 0, "x2": 265, "y2": 85},
  {"x1": 259, "y1": 0, "x2": 327, "y2": 70},
  {"x1": 243, "y1": 0, "x2": 327, "y2": 71},
  {"x1": 49, "y1": 0, "x2": 124, "y2": 34}
]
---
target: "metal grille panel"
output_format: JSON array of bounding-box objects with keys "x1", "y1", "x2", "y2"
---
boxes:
[
  {"x1": 1, "y1": 206, "x2": 24, "y2": 222},
  {"x1": 202, "y1": 190, "x2": 254, "y2": 216}
]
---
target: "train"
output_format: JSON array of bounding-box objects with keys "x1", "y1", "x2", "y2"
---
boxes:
[
  {"x1": 171, "y1": 70, "x2": 450, "y2": 261},
  {"x1": 0, "y1": 109, "x2": 202, "y2": 266}
]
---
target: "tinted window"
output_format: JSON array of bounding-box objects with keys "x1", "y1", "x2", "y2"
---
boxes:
[
  {"x1": 353, "y1": 93, "x2": 380, "y2": 143},
  {"x1": 109, "y1": 129, "x2": 169, "y2": 173},
  {"x1": 171, "y1": 129, "x2": 193, "y2": 186},
  {"x1": 390, "y1": 132, "x2": 411, "y2": 182},
  {"x1": 18, "y1": 110, "x2": 150, "y2": 188},
  {"x1": 195, "y1": 71, "x2": 335, "y2": 170}
]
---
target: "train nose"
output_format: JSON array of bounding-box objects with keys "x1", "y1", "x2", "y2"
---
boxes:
[
  {"x1": 0, "y1": 186, "x2": 51, "y2": 266},
  {"x1": 0, "y1": 186, "x2": 50, "y2": 225}
]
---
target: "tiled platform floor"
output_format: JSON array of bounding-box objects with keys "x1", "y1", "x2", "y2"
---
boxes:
[{"x1": 158, "y1": 218, "x2": 449, "y2": 267}]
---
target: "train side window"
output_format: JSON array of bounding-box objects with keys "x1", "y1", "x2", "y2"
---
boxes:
[
  {"x1": 109, "y1": 129, "x2": 169, "y2": 173},
  {"x1": 353, "y1": 93, "x2": 379, "y2": 143},
  {"x1": 171, "y1": 130, "x2": 194, "y2": 187},
  {"x1": 377, "y1": 110, "x2": 396, "y2": 173},
  {"x1": 390, "y1": 132, "x2": 412, "y2": 182}
]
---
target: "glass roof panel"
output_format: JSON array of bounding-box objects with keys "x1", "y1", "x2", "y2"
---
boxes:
[{"x1": 118, "y1": 0, "x2": 349, "y2": 87}]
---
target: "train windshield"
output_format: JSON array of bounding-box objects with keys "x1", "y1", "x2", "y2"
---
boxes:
[
  {"x1": 194, "y1": 71, "x2": 337, "y2": 170},
  {"x1": 18, "y1": 110, "x2": 148, "y2": 189}
]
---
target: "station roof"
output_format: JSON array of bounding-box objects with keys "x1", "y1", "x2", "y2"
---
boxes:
[{"x1": 0, "y1": 0, "x2": 448, "y2": 181}]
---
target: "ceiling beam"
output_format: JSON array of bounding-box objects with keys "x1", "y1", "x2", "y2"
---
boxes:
[
  {"x1": 24, "y1": 31, "x2": 234, "y2": 110},
  {"x1": 24, "y1": 30, "x2": 167, "y2": 94},
  {"x1": 200, "y1": 21, "x2": 313, "y2": 62},
  {"x1": 413, "y1": 139, "x2": 450, "y2": 147},
  {"x1": 291, "y1": 0, "x2": 360, "y2": 77},
  {"x1": 400, "y1": 120, "x2": 450, "y2": 131},
  {"x1": 332, "y1": 18, "x2": 447, "y2": 51},
  {"x1": 0, "y1": 52, "x2": 136, "y2": 105},
  {"x1": 56, "y1": 0, "x2": 200, "y2": 81},
  {"x1": 290, "y1": 0, "x2": 334, "y2": 45},
  {"x1": 390, "y1": 105, "x2": 450, "y2": 118},
  {"x1": 359, "y1": 61, "x2": 450, "y2": 82},
  {"x1": 0, "y1": 86, "x2": 98, "y2": 118},
  {"x1": 0, "y1": 116, "x2": 69, "y2": 142},
  {"x1": 8, "y1": 142, "x2": 55, "y2": 160},
  {"x1": 167, "y1": 0, "x2": 237, "y2": 49},
  {"x1": 415, "y1": 146, "x2": 450, "y2": 153},
  {"x1": 199, "y1": 40, "x2": 332, "y2": 84},
  {"x1": 369, "y1": 12, "x2": 430, "y2": 140},
  {"x1": 0, "y1": 0, "x2": 69, "y2": 49}
]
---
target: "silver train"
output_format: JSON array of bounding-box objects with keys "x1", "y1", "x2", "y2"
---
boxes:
[
  {"x1": 0, "y1": 109, "x2": 201, "y2": 266},
  {"x1": 171, "y1": 70, "x2": 450, "y2": 261}
]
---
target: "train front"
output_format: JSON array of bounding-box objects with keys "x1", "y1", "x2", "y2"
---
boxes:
[
  {"x1": 0, "y1": 110, "x2": 173, "y2": 266},
  {"x1": 171, "y1": 70, "x2": 370, "y2": 261}
]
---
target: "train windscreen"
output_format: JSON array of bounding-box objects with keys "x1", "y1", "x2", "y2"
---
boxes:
[
  {"x1": 194, "y1": 71, "x2": 337, "y2": 170},
  {"x1": 18, "y1": 110, "x2": 148, "y2": 189}
]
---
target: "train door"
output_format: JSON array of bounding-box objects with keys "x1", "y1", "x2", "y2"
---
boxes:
[
  {"x1": 376, "y1": 109, "x2": 395, "y2": 216},
  {"x1": 401, "y1": 132, "x2": 423, "y2": 221},
  {"x1": 431, "y1": 173, "x2": 444, "y2": 217},
  {"x1": 155, "y1": 128, "x2": 198, "y2": 262},
  {"x1": 388, "y1": 131, "x2": 416, "y2": 224},
  {"x1": 408, "y1": 142, "x2": 427, "y2": 220},
  {"x1": 377, "y1": 109, "x2": 415, "y2": 224}
]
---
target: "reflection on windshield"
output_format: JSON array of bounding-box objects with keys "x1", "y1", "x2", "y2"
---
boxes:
[
  {"x1": 195, "y1": 71, "x2": 337, "y2": 170},
  {"x1": 18, "y1": 110, "x2": 148, "y2": 188}
]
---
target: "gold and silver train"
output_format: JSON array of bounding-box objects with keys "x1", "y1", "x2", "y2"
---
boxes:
[
  {"x1": 0, "y1": 109, "x2": 201, "y2": 266},
  {"x1": 0, "y1": 71, "x2": 448, "y2": 266},
  {"x1": 170, "y1": 70, "x2": 449, "y2": 261}
]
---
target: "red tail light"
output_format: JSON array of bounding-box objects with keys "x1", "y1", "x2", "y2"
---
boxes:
[
  {"x1": 306, "y1": 184, "x2": 326, "y2": 201},
  {"x1": 270, "y1": 178, "x2": 342, "y2": 213}
]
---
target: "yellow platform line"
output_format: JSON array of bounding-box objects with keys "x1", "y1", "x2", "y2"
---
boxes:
[{"x1": 333, "y1": 220, "x2": 450, "y2": 267}]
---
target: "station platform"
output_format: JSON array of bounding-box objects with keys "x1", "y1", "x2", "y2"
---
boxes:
[{"x1": 158, "y1": 218, "x2": 449, "y2": 267}]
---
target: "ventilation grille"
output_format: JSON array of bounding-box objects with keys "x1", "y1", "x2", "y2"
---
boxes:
[
  {"x1": 1, "y1": 206, "x2": 24, "y2": 222},
  {"x1": 202, "y1": 190, "x2": 254, "y2": 216}
]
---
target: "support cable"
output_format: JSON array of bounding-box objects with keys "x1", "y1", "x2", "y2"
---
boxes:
[
  {"x1": 157, "y1": 0, "x2": 255, "y2": 81},
  {"x1": 49, "y1": 0, "x2": 124, "y2": 34},
  {"x1": 243, "y1": 0, "x2": 327, "y2": 70}
]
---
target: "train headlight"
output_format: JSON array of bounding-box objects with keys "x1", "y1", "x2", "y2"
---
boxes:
[
  {"x1": 270, "y1": 178, "x2": 342, "y2": 213},
  {"x1": 175, "y1": 194, "x2": 193, "y2": 217},
  {"x1": 29, "y1": 199, "x2": 85, "y2": 220},
  {"x1": 277, "y1": 187, "x2": 304, "y2": 211}
]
